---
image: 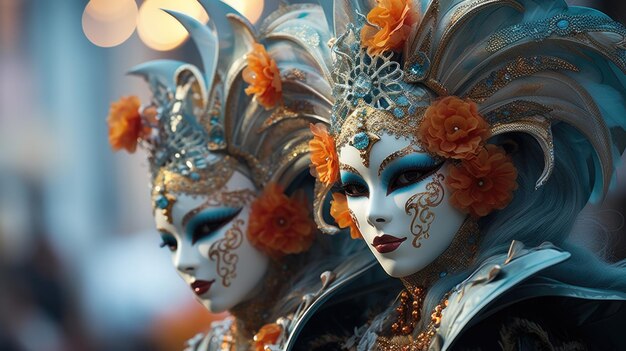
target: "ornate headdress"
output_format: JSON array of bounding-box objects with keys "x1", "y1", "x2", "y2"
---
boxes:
[
  {"x1": 107, "y1": 1, "x2": 333, "y2": 204},
  {"x1": 106, "y1": 2, "x2": 336, "y2": 260},
  {"x1": 310, "y1": 0, "x2": 626, "y2": 232}
]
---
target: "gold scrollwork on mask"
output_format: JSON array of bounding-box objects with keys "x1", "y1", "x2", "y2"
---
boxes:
[
  {"x1": 404, "y1": 173, "x2": 445, "y2": 248},
  {"x1": 208, "y1": 218, "x2": 244, "y2": 287},
  {"x1": 339, "y1": 163, "x2": 360, "y2": 175}
]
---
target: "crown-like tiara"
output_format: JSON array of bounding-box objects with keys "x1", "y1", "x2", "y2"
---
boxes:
[{"x1": 331, "y1": 23, "x2": 430, "y2": 136}]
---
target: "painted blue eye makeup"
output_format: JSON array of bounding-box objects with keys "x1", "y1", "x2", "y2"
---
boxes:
[
  {"x1": 381, "y1": 154, "x2": 443, "y2": 195},
  {"x1": 159, "y1": 230, "x2": 177, "y2": 252},
  {"x1": 340, "y1": 172, "x2": 369, "y2": 198},
  {"x1": 186, "y1": 207, "x2": 242, "y2": 244}
]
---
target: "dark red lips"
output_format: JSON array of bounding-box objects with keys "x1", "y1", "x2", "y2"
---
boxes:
[
  {"x1": 372, "y1": 234, "x2": 407, "y2": 253},
  {"x1": 191, "y1": 279, "x2": 215, "y2": 296}
]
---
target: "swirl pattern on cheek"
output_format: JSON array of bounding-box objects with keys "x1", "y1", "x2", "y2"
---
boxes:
[
  {"x1": 208, "y1": 218, "x2": 244, "y2": 287},
  {"x1": 404, "y1": 173, "x2": 445, "y2": 248}
]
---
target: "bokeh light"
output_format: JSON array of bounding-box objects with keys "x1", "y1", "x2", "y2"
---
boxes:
[
  {"x1": 82, "y1": 0, "x2": 138, "y2": 48},
  {"x1": 221, "y1": 0, "x2": 265, "y2": 24},
  {"x1": 137, "y1": 0, "x2": 209, "y2": 52}
]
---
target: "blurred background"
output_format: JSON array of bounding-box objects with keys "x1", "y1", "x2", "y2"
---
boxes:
[{"x1": 0, "y1": 0, "x2": 624, "y2": 350}]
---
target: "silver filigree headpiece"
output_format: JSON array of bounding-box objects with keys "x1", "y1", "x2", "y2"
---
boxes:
[
  {"x1": 331, "y1": 23, "x2": 430, "y2": 135},
  {"x1": 121, "y1": 2, "x2": 335, "y2": 210}
]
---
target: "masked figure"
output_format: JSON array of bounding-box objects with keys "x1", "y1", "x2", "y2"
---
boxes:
[
  {"x1": 106, "y1": 2, "x2": 388, "y2": 350},
  {"x1": 309, "y1": 0, "x2": 626, "y2": 349}
]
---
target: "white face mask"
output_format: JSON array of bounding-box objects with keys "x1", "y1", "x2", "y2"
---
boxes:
[
  {"x1": 154, "y1": 171, "x2": 269, "y2": 312},
  {"x1": 338, "y1": 132, "x2": 466, "y2": 278}
]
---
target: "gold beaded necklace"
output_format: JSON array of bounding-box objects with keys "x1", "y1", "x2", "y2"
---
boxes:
[{"x1": 377, "y1": 219, "x2": 479, "y2": 350}]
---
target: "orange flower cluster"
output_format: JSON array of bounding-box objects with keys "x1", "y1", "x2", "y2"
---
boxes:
[
  {"x1": 248, "y1": 183, "x2": 316, "y2": 257},
  {"x1": 309, "y1": 123, "x2": 339, "y2": 186},
  {"x1": 447, "y1": 145, "x2": 518, "y2": 217},
  {"x1": 107, "y1": 96, "x2": 149, "y2": 153},
  {"x1": 420, "y1": 96, "x2": 517, "y2": 217},
  {"x1": 419, "y1": 96, "x2": 491, "y2": 160},
  {"x1": 253, "y1": 323, "x2": 282, "y2": 351},
  {"x1": 330, "y1": 193, "x2": 362, "y2": 239},
  {"x1": 361, "y1": 0, "x2": 418, "y2": 56},
  {"x1": 243, "y1": 43, "x2": 282, "y2": 110}
]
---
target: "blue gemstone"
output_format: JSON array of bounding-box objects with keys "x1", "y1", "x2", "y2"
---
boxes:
[
  {"x1": 410, "y1": 63, "x2": 424, "y2": 76},
  {"x1": 409, "y1": 52, "x2": 430, "y2": 78},
  {"x1": 557, "y1": 19, "x2": 569, "y2": 30},
  {"x1": 393, "y1": 108, "x2": 405, "y2": 118},
  {"x1": 190, "y1": 172, "x2": 200, "y2": 181},
  {"x1": 353, "y1": 73, "x2": 373, "y2": 98},
  {"x1": 486, "y1": 73, "x2": 496, "y2": 87},
  {"x1": 155, "y1": 195, "x2": 169, "y2": 209},
  {"x1": 353, "y1": 132, "x2": 369, "y2": 150},
  {"x1": 210, "y1": 129, "x2": 224, "y2": 143}
]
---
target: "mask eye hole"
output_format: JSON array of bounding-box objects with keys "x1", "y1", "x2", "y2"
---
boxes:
[
  {"x1": 387, "y1": 163, "x2": 443, "y2": 195},
  {"x1": 340, "y1": 171, "x2": 369, "y2": 198},
  {"x1": 159, "y1": 232, "x2": 178, "y2": 252},
  {"x1": 189, "y1": 208, "x2": 242, "y2": 245},
  {"x1": 342, "y1": 182, "x2": 369, "y2": 198}
]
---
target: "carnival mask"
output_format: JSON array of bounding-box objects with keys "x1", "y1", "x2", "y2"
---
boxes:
[
  {"x1": 154, "y1": 170, "x2": 269, "y2": 313},
  {"x1": 338, "y1": 130, "x2": 466, "y2": 278}
]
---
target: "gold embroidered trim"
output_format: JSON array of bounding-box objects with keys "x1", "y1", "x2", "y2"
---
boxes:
[
  {"x1": 152, "y1": 156, "x2": 238, "y2": 200},
  {"x1": 335, "y1": 105, "x2": 426, "y2": 153},
  {"x1": 465, "y1": 56, "x2": 579, "y2": 103}
]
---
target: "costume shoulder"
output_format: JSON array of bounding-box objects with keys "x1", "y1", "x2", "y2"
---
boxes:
[
  {"x1": 290, "y1": 266, "x2": 401, "y2": 350},
  {"x1": 283, "y1": 251, "x2": 400, "y2": 351},
  {"x1": 438, "y1": 242, "x2": 626, "y2": 351},
  {"x1": 183, "y1": 318, "x2": 237, "y2": 351}
]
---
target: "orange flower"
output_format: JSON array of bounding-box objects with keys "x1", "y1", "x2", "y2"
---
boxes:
[
  {"x1": 361, "y1": 0, "x2": 418, "y2": 56},
  {"x1": 243, "y1": 43, "x2": 282, "y2": 109},
  {"x1": 309, "y1": 123, "x2": 339, "y2": 186},
  {"x1": 107, "y1": 96, "x2": 149, "y2": 152},
  {"x1": 253, "y1": 323, "x2": 282, "y2": 351},
  {"x1": 447, "y1": 144, "x2": 518, "y2": 217},
  {"x1": 248, "y1": 183, "x2": 315, "y2": 257},
  {"x1": 419, "y1": 96, "x2": 491, "y2": 160},
  {"x1": 330, "y1": 192, "x2": 362, "y2": 239}
]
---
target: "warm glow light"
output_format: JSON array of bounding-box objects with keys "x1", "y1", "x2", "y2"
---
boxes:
[
  {"x1": 221, "y1": 0, "x2": 265, "y2": 24},
  {"x1": 137, "y1": 0, "x2": 209, "y2": 52},
  {"x1": 82, "y1": 0, "x2": 138, "y2": 48}
]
